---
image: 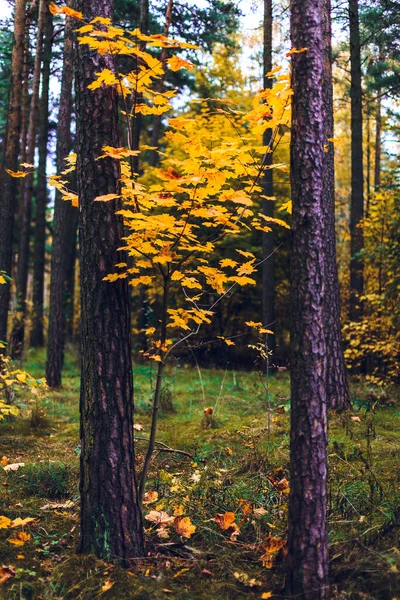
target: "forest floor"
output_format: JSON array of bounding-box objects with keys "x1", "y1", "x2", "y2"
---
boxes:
[{"x1": 0, "y1": 348, "x2": 400, "y2": 600}]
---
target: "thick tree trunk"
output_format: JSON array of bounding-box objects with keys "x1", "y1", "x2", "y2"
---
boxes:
[
  {"x1": 75, "y1": 0, "x2": 145, "y2": 561},
  {"x1": 46, "y1": 14, "x2": 75, "y2": 387},
  {"x1": 31, "y1": 7, "x2": 53, "y2": 347},
  {"x1": 0, "y1": 0, "x2": 26, "y2": 346},
  {"x1": 349, "y1": 0, "x2": 364, "y2": 321},
  {"x1": 322, "y1": 0, "x2": 349, "y2": 410},
  {"x1": 374, "y1": 95, "x2": 381, "y2": 190},
  {"x1": 262, "y1": 0, "x2": 276, "y2": 357},
  {"x1": 10, "y1": 0, "x2": 47, "y2": 358},
  {"x1": 286, "y1": 0, "x2": 329, "y2": 598}
]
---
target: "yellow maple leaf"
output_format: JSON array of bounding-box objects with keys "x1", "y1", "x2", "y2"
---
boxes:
[
  {"x1": 93, "y1": 193, "x2": 120, "y2": 202},
  {"x1": 8, "y1": 531, "x2": 30, "y2": 546},
  {"x1": 10, "y1": 517, "x2": 35, "y2": 528},
  {"x1": 0, "y1": 516, "x2": 12, "y2": 528},
  {"x1": 174, "y1": 516, "x2": 196, "y2": 538},
  {"x1": 167, "y1": 56, "x2": 194, "y2": 72},
  {"x1": 49, "y1": 3, "x2": 83, "y2": 19},
  {"x1": 101, "y1": 578, "x2": 114, "y2": 592},
  {"x1": 0, "y1": 275, "x2": 6, "y2": 284},
  {"x1": 5, "y1": 169, "x2": 28, "y2": 178}
]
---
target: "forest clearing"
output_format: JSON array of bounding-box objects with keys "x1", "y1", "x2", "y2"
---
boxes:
[{"x1": 0, "y1": 0, "x2": 399, "y2": 598}]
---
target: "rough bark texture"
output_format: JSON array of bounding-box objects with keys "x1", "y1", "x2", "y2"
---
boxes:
[
  {"x1": 0, "y1": 0, "x2": 26, "y2": 345},
  {"x1": 63, "y1": 206, "x2": 79, "y2": 342},
  {"x1": 287, "y1": 0, "x2": 329, "y2": 598},
  {"x1": 322, "y1": 0, "x2": 350, "y2": 410},
  {"x1": 349, "y1": 0, "x2": 364, "y2": 321},
  {"x1": 31, "y1": 7, "x2": 53, "y2": 347},
  {"x1": 261, "y1": 0, "x2": 276, "y2": 356},
  {"x1": 46, "y1": 14, "x2": 76, "y2": 387},
  {"x1": 10, "y1": 0, "x2": 47, "y2": 358},
  {"x1": 75, "y1": 0, "x2": 145, "y2": 561}
]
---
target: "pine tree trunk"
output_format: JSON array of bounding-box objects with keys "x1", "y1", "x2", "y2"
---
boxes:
[
  {"x1": 0, "y1": 0, "x2": 26, "y2": 345},
  {"x1": 46, "y1": 13, "x2": 75, "y2": 387},
  {"x1": 322, "y1": 0, "x2": 349, "y2": 410},
  {"x1": 10, "y1": 0, "x2": 47, "y2": 358},
  {"x1": 75, "y1": 0, "x2": 145, "y2": 561},
  {"x1": 374, "y1": 95, "x2": 381, "y2": 190},
  {"x1": 349, "y1": 0, "x2": 364, "y2": 321},
  {"x1": 63, "y1": 208, "x2": 78, "y2": 343},
  {"x1": 31, "y1": 7, "x2": 53, "y2": 347},
  {"x1": 262, "y1": 0, "x2": 276, "y2": 357},
  {"x1": 286, "y1": 0, "x2": 329, "y2": 597}
]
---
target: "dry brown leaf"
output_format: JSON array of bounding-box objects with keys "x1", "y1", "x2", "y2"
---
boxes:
[
  {"x1": 142, "y1": 491, "x2": 158, "y2": 504},
  {"x1": 40, "y1": 501, "x2": 75, "y2": 511},
  {"x1": 3, "y1": 463, "x2": 25, "y2": 472},
  {"x1": 259, "y1": 536, "x2": 287, "y2": 569},
  {"x1": 214, "y1": 512, "x2": 237, "y2": 531},
  {"x1": 133, "y1": 423, "x2": 144, "y2": 431},
  {"x1": 145, "y1": 510, "x2": 174, "y2": 526},
  {"x1": 351, "y1": 416, "x2": 361, "y2": 423},
  {"x1": 0, "y1": 566, "x2": 16, "y2": 585}
]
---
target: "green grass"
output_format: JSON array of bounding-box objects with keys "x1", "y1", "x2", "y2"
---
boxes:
[{"x1": 0, "y1": 348, "x2": 399, "y2": 599}]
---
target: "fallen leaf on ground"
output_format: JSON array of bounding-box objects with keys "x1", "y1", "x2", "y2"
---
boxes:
[
  {"x1": 261, "y1": 593, "x2": 272, "y2": 599},
  {"x1": 174, "y1": 516, "x2": 196, "y2": 538},
  {"x1": 0, "y1": 456, "x2": 9, "y2": 466},
  {"x1": 142, "y1": 491, "x2": 158, "y2": 504},
  {"x1": 10, "y1": 517, "x2": 35, "y2": 528},
  {"x1": 0, "y1": 516, "x2": 12, "y2": 528},
  {"x1": 145, "y1": 510, "x2": 175, "y2": 526},
  {"x1": 259, "y1": 536, "x2": 287, "y2": 569},
  {"x1": 214, "y1": 512, "x2": 237, "y2": 531},
  {"x1": 7, "y1": 532, "x2": 30, "y2": 546},
  {"x1": 3, "y1": 463, "x2": 25, "y2": 472},
  {"x1": 133, "y1": 423, "x2": 144, "y2": 431},
  {"x1": 40, "y1": 501, "x2": 75, "y2": 511},
  {"x1": 0, "y1": 566, "x2": 16, "y2": 585},
  {"x1": 253, "y1": 508, "x2": 268, "y2": 518},
  {"x1": 351, "y1": 416, "x2": 361, "y2": 423},
  {"x1": 101, "y1": 579, "x2": 114, "y2": 592}
]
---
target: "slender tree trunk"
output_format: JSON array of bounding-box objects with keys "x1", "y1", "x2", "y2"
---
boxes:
[
  {"x1": 322, "y1": 0, "x2": 349, "y2": 410},
  {"x1": 46, "y1": 13, "x2": 75, "y2": 387},
  {"x1": 366, "y1": 107, "x2": 371, "y2": 217},
  {"x1": 0, "y1": 0, "x2": 26, "y2": 346},
  {"x1": 10, "y1": 0, "x2": 47, "y2": 358},
  {"x1": 63, "y1": 209, "x2": 79, "y2": 342},
  {"x1": 148, "y1": 0, "x2": 173, "y2": 168},
  {"x1": 286, "y1": 0, "x2": 329, "y2": 598},
  {"x1": 374, "y1": 95, "x2": 381, "y2": 190},
  {"x1": 31, "y1": 7, "x2": 54, "y2": 347},
  {"x1": 75, "y1": 0, "x2": 145, "y2": 561},
  {"x1": 262, "y1": 0, "x2": 276, "y2": 357},
  {"x1": 349, "y1": 0, "x2": 364, "y2": 322}
]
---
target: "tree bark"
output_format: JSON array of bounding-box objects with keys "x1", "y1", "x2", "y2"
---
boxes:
[
  {"x1": 0, "y1": 0, "x2": 26, "y2": 346},
  {"x1": 322, "y1": 0, "x2": 349, "y2": 411},
  {"x1": 31, "y1": 6, "x2": 54, "y2": 347},
  {"x1": 75, "y1": 0, "x2": 145, "y2": 561},
  {"x1": 374, "y1": 94, "x2": 381, "y2": 190},
  {"x1": 262, "y1": 0, "x2": 276, "y2": 357},
  {"x1": 10, "y1": 0, "x2": 47, "y2": 358},
  {"x1": 63, "y1": 207, "x2": 79, "y2": 343},
  {"x1": 286, "y1": 0, "x2": 329, "y2": 598},
  {"x1": 349, "y1": 0, "x2": 364, "y2": 321},
  {"x1": 46, "y1": 13, "x2": 75, "y2": 387}
]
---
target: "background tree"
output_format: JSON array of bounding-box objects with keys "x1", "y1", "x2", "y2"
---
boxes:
[
  {"x1": 0, "y1": 0, "x2": 26, "y2": 346},
  {"x1": 46, "y1": 11, "x2": 76, "y2": 388},
  {"x1": 286, "y1": 0, "x2": 329, "y2": 597},
  {"x1": 74, "y1": 0, "x2": 145, "y2": 560},
  {"x1": 322, "y1": 0, "x2": 349, "y2": 410}
]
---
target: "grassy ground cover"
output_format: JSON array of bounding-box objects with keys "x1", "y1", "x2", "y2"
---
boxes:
[{"x1": 0, "y1": 348, "x2": 399, "y2": 599}]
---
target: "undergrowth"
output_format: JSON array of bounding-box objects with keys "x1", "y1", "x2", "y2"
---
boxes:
[{"x1": 0, "y1": 348, "x2": 399, "y2": 599}]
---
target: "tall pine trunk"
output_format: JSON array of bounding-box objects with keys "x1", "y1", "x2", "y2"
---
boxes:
[
  {"x1": 46, "y1": 13, "x2": 75, "y2": 387},
  {"x1": 31, "y1": 7, "x2": 53, "y2": 347},
  {"x1": 75, "y1": 0, "x2": 145, "y2": 560},
  {"x1": 322, "y1": 0, "x2": 349, "y2": 410},
  {"x1": 286, "y1": 0, "x2": 329, "y2": 597},
  {"x1": 349, "y1": 0, "x2": 364, "y2": 321},
  {"x1": 374, "y1": 95, "x2": 381, "y2": 190},
  {"x1": 262, "y1": 0, "x2": 276, "y2": 357},
  {"x1": 10, "y1": 0, "x2": 47, "y2": 358},
  {"x1": 0, "y1": 0, "x2": 26, "y2": 346}
]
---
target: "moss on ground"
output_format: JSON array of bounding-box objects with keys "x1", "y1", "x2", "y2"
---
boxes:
[{"x1": 0, "y1": 349, "x2": 399, "y2": 599}]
